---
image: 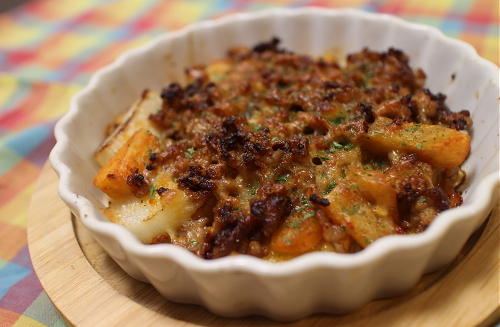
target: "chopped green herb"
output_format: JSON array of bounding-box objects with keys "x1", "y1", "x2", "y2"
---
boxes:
[
  {"x1": 330, "y1": 141, "x2": 354, "y2": 152},
  {"x1": 332, "y1": 141, "x2": 344, "y2": 150},
  {"x1": 276, "y1": 175, "x2": 288, "y2": 183},
  {"x1": 289, "y1": 219, "x2": 304, "y2": 229},
  {"x1": 248, "y1": 184, "x2": 257, "y2": 196},
  {"x1": 322, "y1": 181, "x2": 337, "y2": 195},
  {"x1": 284, "y1": 238, "x2": 293, "y2": 245},
  {"x1": 417, "y1": 143, "x2": 423, "y2": 150},
  {"x1": 330, "y1": 117, "x2": 346, "y2": 125},
  {"x1": 344, "y1": 143, "x2": 355, "y2": 150},
  {"x1": 417, "y1": 196, "x2": 427, "y2": 203},
  {"x1": 149, "y1": 184, "x2": 156, "y2": 199},
  {"x1": 271, "y1": 136, "x2": 281, "y2": 141},
  {"x1": 405, "y1": 124, "x2": 421, "y2": 132},
  {"x1": 342, "y1": 205, "x2": 360, "y2": 215},
  {"x1": 304, "y1": 212, "x2": 315, "y2": 219},
  {"x1": 300, "y1": 196, "x2": 311, "y2": 207},
  {"x1": 253, "y1": 125, "x2": 265, "y2": 132},
  {"x1": 184, "y1": 147, "x2": 196, "y2": 158}
]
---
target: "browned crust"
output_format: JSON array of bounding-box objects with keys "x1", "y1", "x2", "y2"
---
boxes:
[{"x1": 101, "y1": 38, "x2": 471, "y2": 260}]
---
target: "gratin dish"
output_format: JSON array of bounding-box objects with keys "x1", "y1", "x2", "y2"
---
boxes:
[{"x1": 49, "y1": 8, "x2": 499, "y2": 320}]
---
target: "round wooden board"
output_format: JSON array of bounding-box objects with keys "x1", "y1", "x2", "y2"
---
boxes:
[{"x1": 28, "y1": 163, "x2": 499, "y2": 327}]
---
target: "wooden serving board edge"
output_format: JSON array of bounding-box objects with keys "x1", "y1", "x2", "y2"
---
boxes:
[{"x1": 27, "y1": 164, "x2": 500, "y2": 327}]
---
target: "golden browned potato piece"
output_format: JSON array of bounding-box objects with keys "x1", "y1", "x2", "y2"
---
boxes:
[
  {"x1": 325, "y1": 183, "x2": 397, "y2": 248},
  {"x1": 362, "y1": 117, "x2": 470, "y2": 169},
  {"x1": 101, "y1": 173, "x2": 201, "y2": 243},
  {"x1": 94, "y1": 90, "x2": 163, "y2": 166},
  {"x1": 93, "y1": 129, "x2": 160, "y2": 198},
  {"x1": 270, "y1": 213, "x2": 322, "y2": 255},
  {"x1": 350, "y1": 169, "x2": 399, "y2": 223}
]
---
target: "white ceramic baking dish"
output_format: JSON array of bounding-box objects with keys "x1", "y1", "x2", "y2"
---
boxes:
[{"x1": 49, "y1": 8, "x2": 499, "y2": 320}]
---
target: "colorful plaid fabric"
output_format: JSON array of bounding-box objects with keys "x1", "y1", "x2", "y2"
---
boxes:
[{"x1": 0, "y1": 0, "x2": 497, "y2": 326}]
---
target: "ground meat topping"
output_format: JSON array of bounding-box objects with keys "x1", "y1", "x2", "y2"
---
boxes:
[
  {"x1": 98, "y1": 37, "x2": 470, "y2": 260},
  {"x1": 251, "y1": 185, "x2": 293, "y2": 238},
  {"x1": 178, "y1": 165, "x2": 216, "y2": 193},
  {"x1": 204, "y1": 203, "x2": 258, "y2": 259}
]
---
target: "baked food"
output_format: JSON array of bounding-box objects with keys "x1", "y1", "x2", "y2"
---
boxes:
[{"x1": 93, "y1": 38, "x2": 471, "y2": 261}]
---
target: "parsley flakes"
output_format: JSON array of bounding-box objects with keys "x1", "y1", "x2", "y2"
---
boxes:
[
  {"x1": 276, "y1": 175, "x2": 289, "y2": 183},
  {"x1": 330, "y1": 117, "x2": 346, "y2": 125},
  {"x1": 184, "y1": 147, "x2": 196, "y2": 158},
  {"x1": 417, "y1": 196, "x2": 427, "y2": 203},
  {"x1": 248, "y1": 184, "x2": 258, "y2": 196},
  {"x1": 331, "y1": 141, "x2": 354, "y2": 152},
  {"x1": 304, "y1": 212, "x2": 315, "y2": 219},
  {"x1": 405, "y1": 124, "x2": 421, "y2": 132},
  {"x1": 149, "y1": 184, "x2": 156, "y2": 199},
  {"x1": 322, "y1": 181, "x2": 337, "y2": 195},
  {"x1": 342, "y1": 205, "x2": 360, "y2": 215}
]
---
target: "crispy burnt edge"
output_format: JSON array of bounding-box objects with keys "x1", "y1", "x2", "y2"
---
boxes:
[{"x1": 201, "y1": 184, "x2": 293, "y2": 259}]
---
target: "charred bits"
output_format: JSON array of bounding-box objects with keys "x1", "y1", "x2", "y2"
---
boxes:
[
  {"x1": 156, "y1": 187, "x2": 170, "y2": 196},
  {"x1": 359, "y1": 103, "x2": 375, "y2": 123},
  {"x1": 204, "y1": 203, "x2": 259, "y2": 259},
  {"x1": 178, "y1": 165, "x2": 215, "y2": 193},
  {"x1": 250, "y1": 184, "x2": 292, "y2": 238},
  {"x1": 252, "y1": 36, "x2": 282, "y2": 53},
  {"x1": 271, "y1": 137, "x2": 308, "y2": 158},
  {"x1": 126, "y1": 173, "x2": 149, "y2": 198},
  {"x1": 289, "y1": 103, "x2": 304, "y2": 112},
  {"x1": 161, "y1": 82, "x2": 183, "y2": 107},
  {"x1": 309, "y1": 194, "x2": 330, "y2": 206}
]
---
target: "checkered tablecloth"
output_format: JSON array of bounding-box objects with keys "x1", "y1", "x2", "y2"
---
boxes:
[{"x1": 0, "y1": 0, "x2": 497, "y2": 326}]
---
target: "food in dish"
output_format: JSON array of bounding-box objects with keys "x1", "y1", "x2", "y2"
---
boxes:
[{"x1": 93, "y1": 38, "x2": 471, "y2": 261}]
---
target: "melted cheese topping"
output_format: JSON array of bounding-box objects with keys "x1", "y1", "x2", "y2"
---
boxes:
[{"x1": 94, "y1": 38, "x2": 471, "y2": 260}]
